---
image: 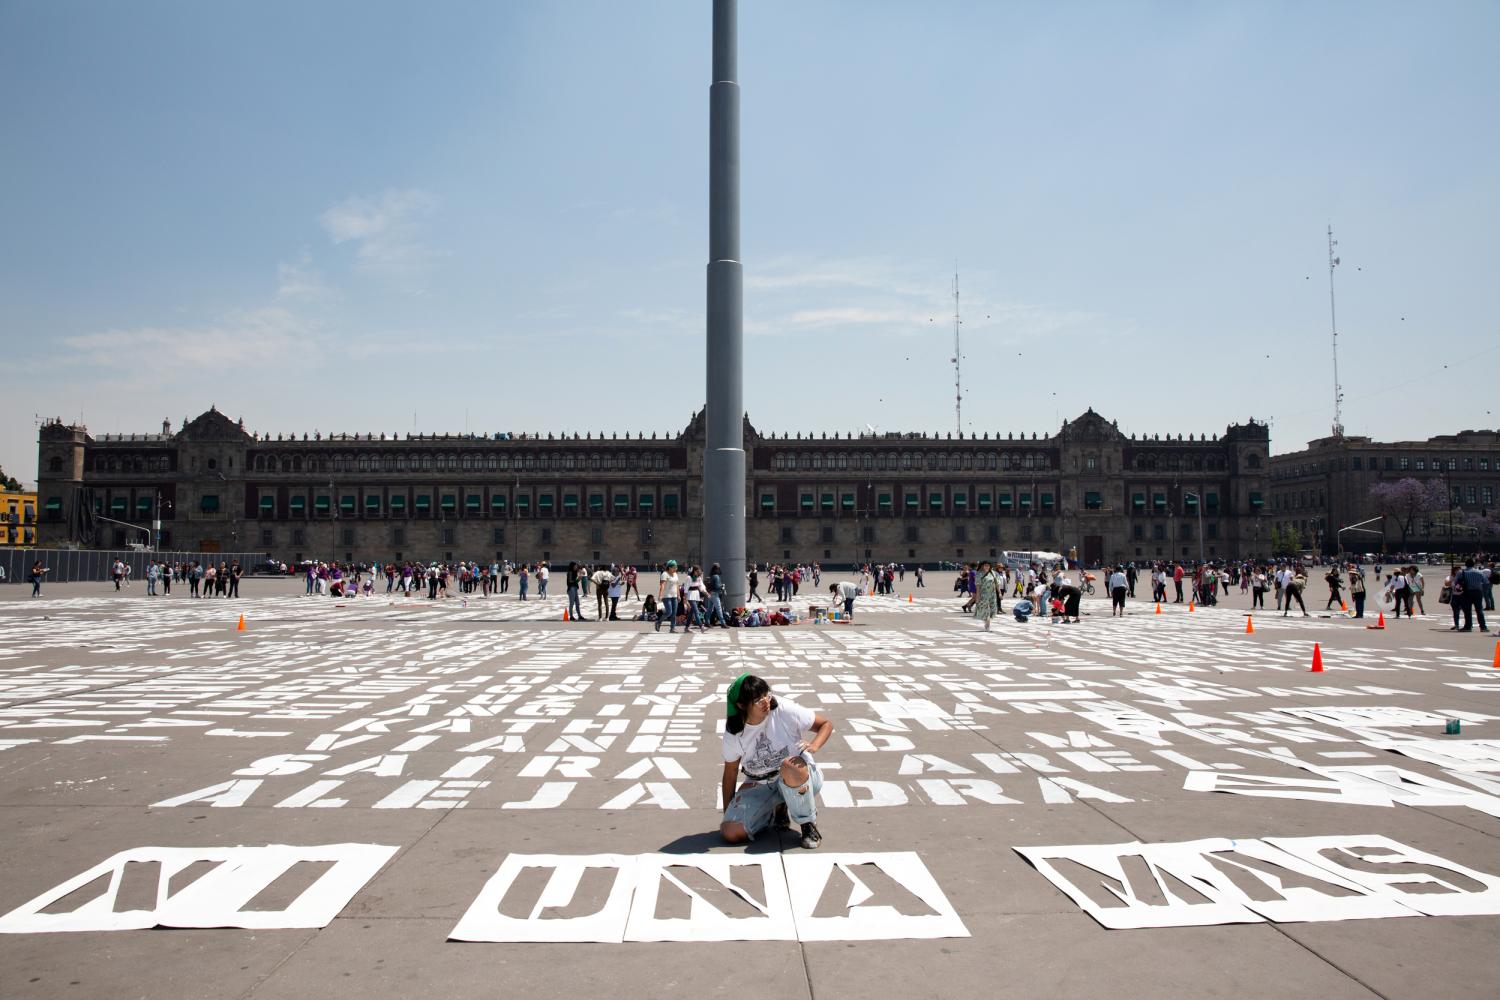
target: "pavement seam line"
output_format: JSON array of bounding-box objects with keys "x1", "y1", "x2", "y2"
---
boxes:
[{"x1": 1264, "y1": 922, "x2": 1396, "y2": 1000}]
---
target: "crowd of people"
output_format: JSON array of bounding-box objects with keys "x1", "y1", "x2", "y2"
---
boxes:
[
  {"x1": 20, "y1": 548, "x2": 1500, "y2": 637},
  {"x1": 101, "y1": 558, "x2": 246, "y2": 598},
  {"x1": 936, "y1": 555, "x2": 1500, "y2": 634}
]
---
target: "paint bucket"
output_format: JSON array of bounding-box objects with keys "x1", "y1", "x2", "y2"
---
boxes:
[{"x1": 1445, "y1": 719, "x2": 1461, "y2": 735}]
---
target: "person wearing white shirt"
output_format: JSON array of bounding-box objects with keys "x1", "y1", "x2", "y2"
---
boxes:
[
  {"x1": 720, "y1": 674, "x2": 833, "y2": 850},
  {"x1": 1386, "y1": 569, "x2": 1408, "y2": 619},
  {"x1": 657, "y1": 560, "x2": 682, "y2": 633},
  {"x1": 829, "y1": 580, "x2": 858, "y2": 620},
  {"x1": 1108, "y1": 567, "x2": 1128, "y2": 616}
]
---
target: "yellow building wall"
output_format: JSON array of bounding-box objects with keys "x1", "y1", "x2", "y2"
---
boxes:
[{"x1": 1, "y1": 490, "x2": 38, "y2": 547}]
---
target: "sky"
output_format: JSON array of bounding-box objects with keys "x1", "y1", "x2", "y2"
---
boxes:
[{"x1": 2, "y1": 0, "x2": 1497, "y2": 488}]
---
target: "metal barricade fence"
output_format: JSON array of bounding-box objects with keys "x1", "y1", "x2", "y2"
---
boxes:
[{"x1": 1, "y1": 548, "x2": 274, "y2": 585}]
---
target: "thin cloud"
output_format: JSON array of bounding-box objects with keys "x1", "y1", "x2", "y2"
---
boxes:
[
  {"x1": 320, "y1": 189, "x2": 443, "y2": 282},
  {"x1": 742, "y1": 254, "x2": 1129, "y2": 342},
  {"x1": 276, "y1": 250, "x2": 333, "y2": 302},
  {"x1": 61, "y1": 307, "x2": 320, "y2": 370}
]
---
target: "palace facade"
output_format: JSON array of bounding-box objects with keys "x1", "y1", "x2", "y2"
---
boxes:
[
  {"x1": 36, "y1": 407, "x2": 1272, "y2": 566},
  {"x1": 1268, "y1": 429, "x2": 1500, "y2": 554}
]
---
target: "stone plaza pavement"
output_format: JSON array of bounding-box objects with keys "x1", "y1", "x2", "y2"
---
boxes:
[{"x1": 1, "y1": 576, "x2": 1498, "y2": 999}]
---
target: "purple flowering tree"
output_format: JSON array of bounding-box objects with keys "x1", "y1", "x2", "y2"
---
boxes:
[{"x1": 1368, "y1": 478, "x2": 1447, "y2": 550}]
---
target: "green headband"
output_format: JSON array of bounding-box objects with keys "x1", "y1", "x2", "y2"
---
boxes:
[{"x1": 726, "y1": 673, "x2": 750, "y2": 719}]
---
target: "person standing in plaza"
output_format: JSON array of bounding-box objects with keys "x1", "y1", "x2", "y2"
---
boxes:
[
  {"x1": 1455, "y1": 560, "x2": 1489, "y2": 632},
  {"x1": 229, "y1": 561, "x2": 242, "y2": 598},
  {"x1": 536, "y1": 562, "x2": 549, "y2": 599},
  {"x1": 657, "y1": 560, "x2": 682, "y2": 633},
  {"x1": 684, "y1": 567, "x2": 708, "y2": 632},
  {"x1": 915, "y1": 566, "x2": 925, "y2": 588},
  {"x1": 1108, "y1": 565, "x2": 1128, "y2": 617},
  {"x1": 146, "y1": 560, "x2": 159, "y2": 596},
  {"x1": 566, "y1": 562, "x2": 586, "y2": 621},
  {"x1": 748, "y1": 564, "x2": 761, "y2": 603},
  {"x1": 30, "y1": 560, "x2": 48, "y2": 597},
  {"x1": 517, "y1": 562, "x2": 529, "y2": 600},
  {"x1": 1348, "y1": 564, "x2": 1366, "y2": 618},
  {"x1": 973, "y1": 559, "x2": 1003, "y2": 631},
  {"x1": 589, "y1": 564, "x2": 609, "y2": 620},
  {"x1": 1172, "y1": 562, "x2": 1185, "y2": 603},
  {"x1": 625, "y1": 564, "x2": 639, "y2": 601},
  {"x1": 1324, "y1": 566, "x2": 1344, "y2": 610},
  {"x1": 1407, "y1": 565, "x2": 1425, "y2": 616},
  {"x1": 704, "y1": 563, "x2": 727, "y2": 627},
  {"x1": 1385, "y1": 567, "x2": 1408, "y2": 619},
  {"x1": 607, "y1": 567, "x2": 624, "y2": 620}
]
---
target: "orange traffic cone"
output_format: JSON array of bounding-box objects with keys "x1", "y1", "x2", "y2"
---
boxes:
[
  {"x1": 1188, "y1": 602, "x2": 1195, "y2": 612},
  {"x1": 1375, "y1": 612, "x2": 1385, "y2": 629},
  {"x1": 563, "y1": 608, "x2": 570, "y2": 622},
  {"x1": 1155, "y1": 603, "x2": 1162, "y2": 615},
  {"x1": 908, "y1": 593, "x2": 913, "y2": 603},
  {"x1": 1492, "y1": 641, "x2": 1499, "y2": 669},
  {"x1": 236, "y1": 614, "x2": 245, "y2": 632},
  {"x1": 1245, "y1": 616, "x2": 1254, "y2": 634},
  {"x1": 1310, "y1": 642, "x2": 1324, "y2": 672},
  {"x1": 1340, "y1": 600, "x2": 1348, "y2": 613}
]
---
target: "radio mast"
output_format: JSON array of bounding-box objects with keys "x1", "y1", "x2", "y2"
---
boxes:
[
  {"x1": 1327, "y1": 224, "x2": 1344, "y2": 437},
  {"x1": 952, "y1": 268, "x2": 962, "y2": 434}
]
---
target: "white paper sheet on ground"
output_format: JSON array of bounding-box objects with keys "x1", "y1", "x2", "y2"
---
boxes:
[
  {"x1": 782, "y1": 852, "x2": 969, "y2": 940},
  {"x1": 623, "y1": 853, "x2": 794, "y2": 942},
  {"x1": 1179, "y1": 838, "x2": 1415, "y2": 923},
  {"x1": 1363, "y1": 737, "x2": 1500, "y2": 773},
  {"x1": 1016, "y1": 840, "x2": 1262, "y2": 929},
  {"x1": 1283, "y1": 706, "x2": 1477, "y2": 729},
  {"x1": 1183, "y1": 770, "x2": 1396, "y2": 808},
  {"x1": 1017, "y1": 837, "x2": 1440, "y2": 928},
  {"x1": 0, "y1": 844, "x2": 396, "y2": 933},
  {"x1": 448, "y1": 854, "x2": 638, "y2": 943},
  {"x1": 1266, "y1": 835, "x2": 1500, "y2": 917}
]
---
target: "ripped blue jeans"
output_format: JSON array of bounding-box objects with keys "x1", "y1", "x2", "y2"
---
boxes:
[{"x1": 723, "y1": 755, "x2": 823, "y2": 837}]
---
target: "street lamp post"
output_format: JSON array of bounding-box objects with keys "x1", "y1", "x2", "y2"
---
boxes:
[{"x1": 1183, "y1": 490, "x2": 1205, "y2": 566}]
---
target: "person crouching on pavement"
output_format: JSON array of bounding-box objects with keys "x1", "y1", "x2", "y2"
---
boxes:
[{"x1": 720, "y1": 673, "x2": 833, "y2": 850}]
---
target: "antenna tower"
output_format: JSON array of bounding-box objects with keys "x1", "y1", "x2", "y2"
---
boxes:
[
  {"x1": 1327, "y1": 224, "x2": 1343, "y2": 437},
  {"x1": 952, "y1": 268, "x2": 962, "y2": 434}
]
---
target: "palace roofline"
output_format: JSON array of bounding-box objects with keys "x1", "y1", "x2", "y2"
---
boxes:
[{"x1": 45, "y1": 407, "x2": 1270, "y2": 448}]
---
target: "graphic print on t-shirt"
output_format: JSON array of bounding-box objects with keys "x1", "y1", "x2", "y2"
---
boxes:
[{"x1": 744, "y1": 730, "x2": 784, "y2": 779}]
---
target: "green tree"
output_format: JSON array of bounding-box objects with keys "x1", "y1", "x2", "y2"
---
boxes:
[
  {"x1": 0, "y1": 466, "x2": 22, "y2": 492},
  {"x1": 1271, "y1": 523, "x2": 1304, "y2": 557}
]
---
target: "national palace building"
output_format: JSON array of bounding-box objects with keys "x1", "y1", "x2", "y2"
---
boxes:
[{"x1": 36, "y1": 406, "x2": 1275, "y2": 567}]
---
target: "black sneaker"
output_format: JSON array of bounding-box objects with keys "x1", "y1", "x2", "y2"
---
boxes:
[{"x1": 800, "y1": 822, "x2": 822, "y2": 850}]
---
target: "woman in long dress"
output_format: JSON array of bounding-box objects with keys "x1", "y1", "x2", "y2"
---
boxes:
[{"x1": 974, "y1": 559, "x2": 1003, "y2": 631}]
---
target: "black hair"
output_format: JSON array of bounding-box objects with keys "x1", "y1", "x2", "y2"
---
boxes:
[{"x1": 726, "y1": 675, "x2": 776, "y2": 735}]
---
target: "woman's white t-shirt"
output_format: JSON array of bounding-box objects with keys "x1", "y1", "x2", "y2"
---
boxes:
[
  {"x1": 660, "y1": 571, "x2": 680, "y2": 595},
  {"x1": 721, "y1": 699, "x2": 815, "y2": 782}
]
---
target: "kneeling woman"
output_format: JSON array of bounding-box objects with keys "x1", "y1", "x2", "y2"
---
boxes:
[{"x1": 720, "y1": 674, "x2": 834, "y2": 850}]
